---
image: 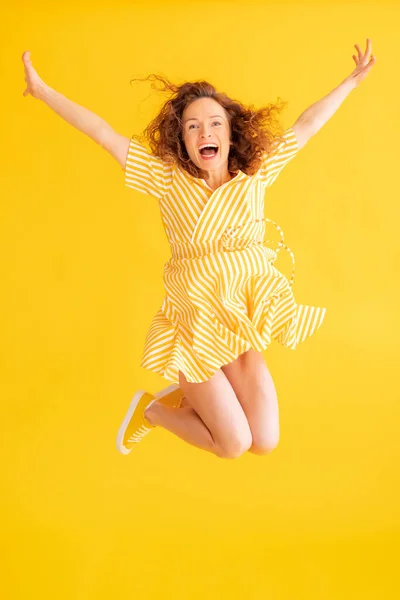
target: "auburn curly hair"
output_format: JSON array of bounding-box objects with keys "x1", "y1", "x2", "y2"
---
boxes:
[{"x1": 129, "y1": 73, "x2": 290, "y2": 181}]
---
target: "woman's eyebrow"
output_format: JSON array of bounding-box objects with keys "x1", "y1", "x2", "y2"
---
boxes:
[{"x1": 184, "y1": 114, "x2": 224, "y2": 123}]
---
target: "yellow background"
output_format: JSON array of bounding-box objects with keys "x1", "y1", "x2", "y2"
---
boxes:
[{"x1": 2, "y1": 1, "x2": 399, "y2": 598}]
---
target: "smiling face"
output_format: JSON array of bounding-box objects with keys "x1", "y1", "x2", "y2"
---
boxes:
[{"x1": 181, "y1": 97, "x2": 232, "y2": 179}]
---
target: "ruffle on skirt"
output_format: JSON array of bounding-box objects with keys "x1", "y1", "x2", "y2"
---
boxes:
[{"x1": 139, "y1": 220, "x2": 326, "y2": 384}]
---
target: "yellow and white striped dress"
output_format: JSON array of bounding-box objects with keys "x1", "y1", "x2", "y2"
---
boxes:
[{"x1": 124, "y1": 127, "x2": 326, "y2": 384}]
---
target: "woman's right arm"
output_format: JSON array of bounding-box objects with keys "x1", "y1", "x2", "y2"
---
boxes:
[{"x1": 22, "y1": 50, "x2": 130, "y2": 169}]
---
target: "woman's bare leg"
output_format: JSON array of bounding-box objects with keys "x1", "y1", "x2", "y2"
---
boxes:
[
  {"x1": 221, "y1": 349, "x2": 280, "y2": 455},
  {"x1": 145, "y1": 404, "x2": 216, "y2": 455},
  {"x1": 144, "y1": 368, "x2": 252, "y2": 459}
]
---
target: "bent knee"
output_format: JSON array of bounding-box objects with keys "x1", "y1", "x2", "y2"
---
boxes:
[
  {"x1": 215, "y1": 430, "x2": 253, "y2": 459},
  {"x1": 249, "y1": 433, "x2": 280, "y2": 456}
]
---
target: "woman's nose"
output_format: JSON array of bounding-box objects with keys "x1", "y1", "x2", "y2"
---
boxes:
[{"x1": 200, "y1": 126, "x2": 211, "y2": 137}]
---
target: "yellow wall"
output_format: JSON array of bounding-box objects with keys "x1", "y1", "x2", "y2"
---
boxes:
[{"x1": 2, "y1": 1, "x2": 399, "y2": 598}]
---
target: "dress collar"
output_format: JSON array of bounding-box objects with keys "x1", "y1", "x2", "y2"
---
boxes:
[{"x1": 179, "y1": 167, "x2": 246, "y2": 191}]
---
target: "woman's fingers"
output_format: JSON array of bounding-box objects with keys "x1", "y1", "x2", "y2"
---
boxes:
[
  {"x1": 22, "y1": 50, "x2": 31, "y2": 66},
  {"x1": 364, "y1": 38, "x2": 372, "y2": 63},
  {"x1": 353, "y1": 38, "x2": 373, "y2": 66},
  {"x1": 22, "y1": 50, "x2": 35, "y2": 76},
  {"x1": 354, "y1": 43, "x2": 362, "y2": 61},
  {"x1": 22, "y1": 50, "x2": 44, "y2": 98}
]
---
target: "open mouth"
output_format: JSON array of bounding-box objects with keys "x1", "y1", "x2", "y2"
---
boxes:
[{"x1": 198, "y1": 144, "x2": 219, "y2": 159}]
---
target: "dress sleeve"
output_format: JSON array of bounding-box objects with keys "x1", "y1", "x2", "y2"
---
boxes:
[
  {"x1": 124, "y1": 136, "x2": 173, "y2": 200},
  {"x1": 257, "y1": 127, "x2": 299, "y2": 187}
]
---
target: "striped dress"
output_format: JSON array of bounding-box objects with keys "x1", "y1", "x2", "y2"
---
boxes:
[{"x1": 124, "y1": 127, "x2": 326, "y2": 384}]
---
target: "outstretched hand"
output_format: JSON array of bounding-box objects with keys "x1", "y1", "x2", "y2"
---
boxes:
[
  {"x1": 349, "y1": 38, "x2": 376, "y2": 87},
  {"x1": 22, "y1": 51, "x2": 46, "y2": 99}
]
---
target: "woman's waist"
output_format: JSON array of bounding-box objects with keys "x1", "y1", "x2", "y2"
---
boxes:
[
  {"x1": 168, "y1": 237, "x2": 277, "y2": 260},
  {"x1": 167, "y1": 217, "x2": 297, "y2": 287}
]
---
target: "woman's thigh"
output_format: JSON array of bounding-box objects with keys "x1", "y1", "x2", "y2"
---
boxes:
[
  {"x1": 178, "y1": 368, "x2": 252, "y2": 459},
  {"x1": 221, "y1": 349, "x2": 280, "y2": 454}
]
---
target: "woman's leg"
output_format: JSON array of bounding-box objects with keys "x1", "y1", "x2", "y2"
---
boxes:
[
  {"x1": 221, "y1": 348, "x2": 280, "y2": 455},
  {"x1": 145, "y1": 368, "x2": 252, "y2": 459}
]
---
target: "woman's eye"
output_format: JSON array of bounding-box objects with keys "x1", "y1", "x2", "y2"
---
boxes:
[{"x1": 188, "y1": 121, "x2": 221, "y2": 130}]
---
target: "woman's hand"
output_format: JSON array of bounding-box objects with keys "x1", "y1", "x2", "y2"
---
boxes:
[
  {"x1": 22, "y1": 51, "x2": 47, "y2": 99},
  {"x1": 349, "y1": 38, "x2": 376, "y2": 87}
]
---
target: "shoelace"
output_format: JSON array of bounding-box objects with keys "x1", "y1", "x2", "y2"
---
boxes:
[{"x1": 127, "y1": 424, "x2": 152, "y2": 443}]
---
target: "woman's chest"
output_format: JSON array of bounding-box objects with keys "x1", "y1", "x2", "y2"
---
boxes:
[{"x1": 159, "y1": 176, "x2": 266, "y2": 243}]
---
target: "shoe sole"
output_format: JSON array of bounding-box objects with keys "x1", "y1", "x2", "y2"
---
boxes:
[{"x1": 116, "y1": 384, "x2": 180, "y2": 455}]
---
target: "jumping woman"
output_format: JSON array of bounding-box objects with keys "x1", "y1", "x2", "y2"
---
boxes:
[{"x1": 22, "y1": 40, "x2": 375, "y2": 459}]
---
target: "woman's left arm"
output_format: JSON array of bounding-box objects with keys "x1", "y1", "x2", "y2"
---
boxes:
[{"x1": 292, "y1": 38, "x2": 376, "y2": 149}]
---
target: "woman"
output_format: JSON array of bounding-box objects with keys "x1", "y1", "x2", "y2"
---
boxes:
[{"x1": 22, "y1": 40, "x2": 375, "y2": 459}]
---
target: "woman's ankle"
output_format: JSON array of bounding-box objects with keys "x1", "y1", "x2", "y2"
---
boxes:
[{"x1": 144, "y1": 399, "x2": 158, "y2": 426}]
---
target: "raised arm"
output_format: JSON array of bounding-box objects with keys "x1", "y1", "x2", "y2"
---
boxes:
[
  {"x1": 21, "y1": 50, "x2": 130, "y2": 168},
  {"x1": 290, "y1": 38, "x2": 376, "y2": 149}
]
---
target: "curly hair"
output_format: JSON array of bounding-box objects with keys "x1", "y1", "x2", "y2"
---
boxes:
[{"x1": 129, "y1": 73, "x2": 290, "y2": 180}]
